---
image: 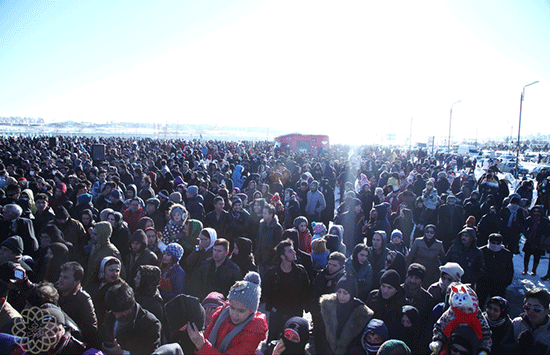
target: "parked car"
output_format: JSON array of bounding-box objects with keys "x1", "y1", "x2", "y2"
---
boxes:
[{"x1": 500, "y1": 161, "x2": 529, "y2": 175}]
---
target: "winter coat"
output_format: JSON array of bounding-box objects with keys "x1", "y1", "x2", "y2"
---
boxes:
[
  {"x1": 84, "y1": 234, "x2": 124, "y2": 289},
  {"x1": 477, "y1": 210, "x2": 501, "y2": 247},
  {"x1": 433, "y1": 307, "x2": 492, "y2": 353},
  {"x1": 256, "y1": 216, "x2": 283, "y2": 267},
  {"x1": 523, "y1": 215, "x2": 550, "y2": 256},
  {"x1": 320, "y1": 293, "x2": 373, "y2": 355},
  {"x1": 478, "y1": 246, "x2": 513, "y2": 289},
  {"x1": 125, "y1": 248, "x2": 158, "y2": 288},
  {"x1": 408, "y1": 237, "x2": 446, "y2": 289},
  {"x1": 187, "y1": 194, "x2": 206, "y2": 222},
  {"x1": 163, "y1": 219, "x2": 186, "y2": 244},
  {"x1": 232, "y1": 165, "x2": 245, "y2": 189},
  {"x1": 263, "y1": 262, "x2": 310, "y2": 317},
  {"x1": 283, "y1": 197, "x2": 300, "y2": 230},
  {"x1": 366, "y1": 286, "x2": 405, "y2": 329},
  {"x1": 436, "y1": 204, "x2": 465, "y2": 250},
  {"x1": 227, "y1": 209, "x2": 250, "y2": 243},
  {"x1": 190, "y1": 257, "x2": 241, "y2": 301},
  {"x1": 197, "y1": 302, "x2": 268, "y2": 355},
  {"x1": 160, "y1": 262, "x2": 186, "y2": 301},
  {"x1": 334, "y1": 210, "x2": 364, "y2": 252},
  {"x1": 305, "y1": 190, "x2": 326, "y2": 218},
  {"x1": 58, "y1": 285, "x2": 97, "y2": 346},
  {"x1": 446, "y1": 234, "x2": 485, "y2": 287},
  {"x1": 344, "y1": 257, "x2": 373, "y2": 301},
  {"x1": 501, "y1": 314, "x2": 550, "y2": 355},
  {"x1": 100, "y1": 303, "x2": 161, "y2": 355}
]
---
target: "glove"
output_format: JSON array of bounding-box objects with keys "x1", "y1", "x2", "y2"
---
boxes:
[
  {"x1": 429, "y1": 340, "x2": 442, "y2": 355},
  {"x1": 518, "y1": 330, "x2": 534, "y2": 349}
]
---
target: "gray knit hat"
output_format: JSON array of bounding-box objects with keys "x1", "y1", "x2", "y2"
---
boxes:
[{"x1": 228, "y1": 271, "x2": 261, "y2": 313}]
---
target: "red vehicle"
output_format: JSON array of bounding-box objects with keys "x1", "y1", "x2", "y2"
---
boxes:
[{"x1": 274, "y1": 133, "x2": 330, "y2": 153}]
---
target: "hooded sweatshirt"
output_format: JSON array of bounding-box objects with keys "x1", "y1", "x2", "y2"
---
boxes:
[{"x1": 85, "y1": 221, "x2": 125, "y2": 288}]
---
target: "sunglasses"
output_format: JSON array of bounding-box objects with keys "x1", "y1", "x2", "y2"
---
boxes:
[{"x1": 524, "y1": 304, "x2": 545, "y2": 313}]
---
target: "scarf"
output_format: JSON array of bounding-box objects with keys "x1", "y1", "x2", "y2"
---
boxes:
[
  {"x1": 484, "y1": 312, "x2": 508, "y2": 328},
  {"x1": 208, "y1": 307, "x2": 255, "y2": 353},
  {"x1": 364, "y1": 342, "x2": 381, "y2": 355},
  {"x1": 444, "y1": 307, "x2": 482, "y2": 339},
  {"x1": 424, "y1": 236, "x2": 435, "y2": 248},
  {"x1": 507, "y1": 204, "x2": 519, "y2": 227}
]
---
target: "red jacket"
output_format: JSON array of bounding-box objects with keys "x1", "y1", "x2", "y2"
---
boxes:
[
  {"x1": 197, "y1": 302, "x2": 267, "y2": 355},
  {"x1": 123, "y1": 207, "x2": 145, "y2": 233}
]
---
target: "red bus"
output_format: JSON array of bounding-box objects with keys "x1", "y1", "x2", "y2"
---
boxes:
[{"x1": 274, "y1": 133, "x2": 330, "y2": 153}]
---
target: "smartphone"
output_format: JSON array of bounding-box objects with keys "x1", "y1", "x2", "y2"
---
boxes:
[{"x1": 14, "y1": 269, "x2": 24, "y2": 280}]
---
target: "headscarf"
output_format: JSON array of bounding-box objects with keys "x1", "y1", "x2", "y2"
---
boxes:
[{"x1": 484, "y1": 296, "x2": 511, "y2": 328}]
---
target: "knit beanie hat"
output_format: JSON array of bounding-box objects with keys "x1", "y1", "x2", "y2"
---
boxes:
[
  {"x1": 465, "y1": 215, "x2": 476, "y2": 228},
  {"x1": 77, "y1": 193, "x2": 93, "y2": 205},
  {"x1": 380, "y1": 269, "x2": 401, "y2": 290},
  {"x1": 293, "y1": 216, "x2": 308, "y2": 229},
  {"x1": 439, "y1": 262, "x2": 464, "y2": 282},
  {"x1": 282, "y1": 316, "x2": 310, "y2": 354},
  {"x1": 407, "y1": 263, "x2": 426, "y2": 280},
  {"x1": 312, "y1": 222, "x2": 327, "y2": 235},
  {"x1": 202, "y1": 292, "x2": 226, "y2": 309},
  {"x1": 0, "y1": 236, "x2": 24, "y2": 255},
  {"x1": 170, "y1": 205, "x2": 186, "y2": 219},
  {"x1": 228, "y1": 271, "x2": 261, "y2": 313},
  {"x1": 94, "y1": 221, "x2": 112, "y2": 241},
  {"x1": 165, "y1": 243, "x2": 184, "y2": 261},
  {"x1": 391, "y1": 229, "x2": 403, "y2": 241},
  {"x1": 377, "y1": 340, "x2": 411, "y2": 355},
  {"x1": 131, "y1": 229, "x2": 148, "y2": 245},
  {"x1": 336, "y1": 275, "x2": 357, "y2": 299},
  {"x1": 187, "y1": 185, "x2": 198, "y2": 196}
]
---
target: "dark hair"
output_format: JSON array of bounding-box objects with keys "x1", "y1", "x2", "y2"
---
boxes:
[
  {"x1": 263, "y1": 203, "x2": 276, "y2": 216},
  {"x1": 28, "y1": 282, "x2": 59, "y2": 306},
  {"x1": 213, "y1": 196, "x2": 224, "y2": 205},
  {"x1": 276, "y1": 239, "x2": 293, "y2": 259},
  {"x1": 213, "y1": 238, "x2": 230, "y2": 252},
  {"x1": 60, "y1": 261, "x2": 84, "y2": 282},
  {"x1": 351, "y1": 243, "x2": 369, "y2": 271},
  {"x1": 105, "y1": 281, "x2": 135, "y2": 312},
  {"x1": 328, "y1": 251, "x2": 346, "y2": 267},
  {"x1": 525, "y1": 288, "x2": 550, "y2": 309}
]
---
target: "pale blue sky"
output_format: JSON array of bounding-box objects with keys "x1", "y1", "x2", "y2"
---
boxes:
[{"x1": 1, "y1": 0, "x2": 549, "y2": 145}]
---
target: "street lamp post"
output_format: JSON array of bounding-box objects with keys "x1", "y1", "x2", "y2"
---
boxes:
[
  {"x1": 515, "y1": 80, "x2": 539, "y2": 177},
  {"x1": 448, "y1": 100, "x2": 462, "y2": 152}
]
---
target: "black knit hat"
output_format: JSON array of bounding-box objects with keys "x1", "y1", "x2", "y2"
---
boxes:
[
  {"x1": 0, "y1": 236, "x2": 24, "y2": 255},
  {"x1": 336, "y1": 275, "x2": 357, "y2": 299},
  {"x1": 380, "y1": 269, "x2": 401, "y2": 290},
  {"x1": 165, "y1": 293, "x2": 205, "y2": 334}
]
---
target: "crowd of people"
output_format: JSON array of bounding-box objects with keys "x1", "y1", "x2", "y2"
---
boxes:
[{"x1": 0, "y1": 135, "x2": 548, "y2": 354}]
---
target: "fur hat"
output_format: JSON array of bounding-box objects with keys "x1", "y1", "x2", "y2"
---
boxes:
[
  {"x1": 407, "y1": 263, "x2": 426, "y2": 280},
  {"x1": 165, "y1": 243, "x2": 184, "y2": 261},
  {"x1": 228, "y1": 271, "x2": 261, "y2": 313},
  {"x1": 0, "y1": 236, "x2": 24, "y2": 255},
  {"x1": 439, "y1": 262, "x2": 464, "y2": 282}
]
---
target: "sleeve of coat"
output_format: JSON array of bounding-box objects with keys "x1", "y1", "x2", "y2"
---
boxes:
[
  {"x1": 471, "y1": 249, "x2": 486, "y2": 284},
  {"x1": 407, "y1": 240, "x2": 418, "y2": 266}
]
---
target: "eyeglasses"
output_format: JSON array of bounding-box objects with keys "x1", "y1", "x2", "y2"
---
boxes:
[{"x1": 524, "y1": 304, "x2": 545, "y2": 313}]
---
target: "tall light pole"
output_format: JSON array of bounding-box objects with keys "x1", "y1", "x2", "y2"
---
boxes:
[
  {"x1": 448, "y1": 100, "x2": 462, "y2": 152},
  {"x1": 516, "y1": 80, "x2": 539, "y2": 177}
]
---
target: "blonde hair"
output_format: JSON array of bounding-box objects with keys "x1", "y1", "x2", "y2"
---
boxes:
[{"x1": 312, "y1": 238, "x2": 327, "y2": 254}]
